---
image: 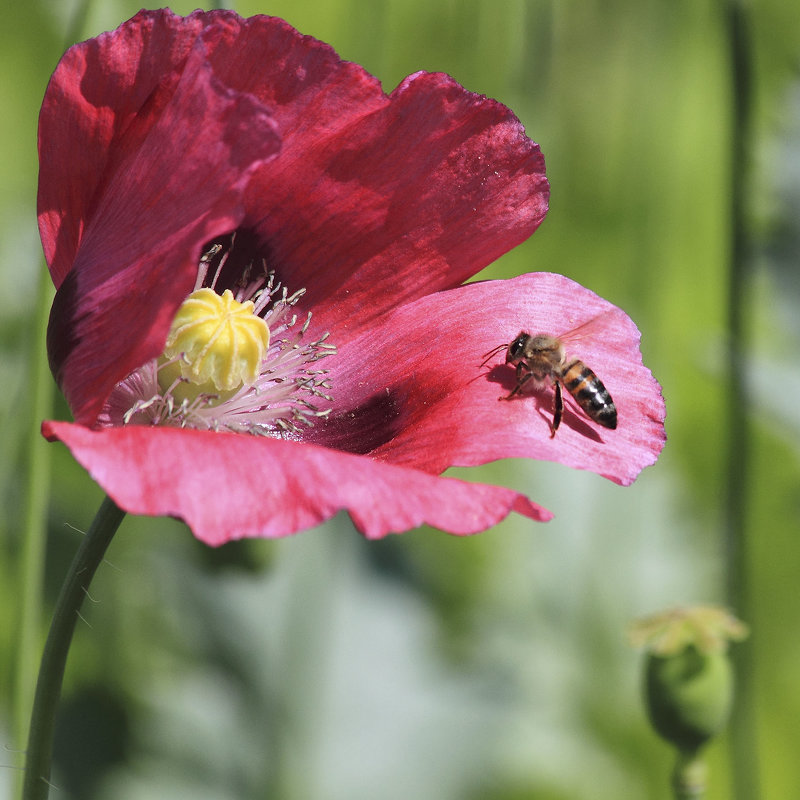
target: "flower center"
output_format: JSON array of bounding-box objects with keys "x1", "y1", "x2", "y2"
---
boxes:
[
  {"x1": 157, "y1": 288, "x2": 269, "y2": 405},
  {"x1": 101, "y1": 238, "x2": 337, "y2": 437}
]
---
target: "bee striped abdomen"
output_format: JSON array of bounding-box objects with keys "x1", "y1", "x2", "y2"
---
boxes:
[{"x1": 561, "y1": 359, "x2": 617, "y2": 429}]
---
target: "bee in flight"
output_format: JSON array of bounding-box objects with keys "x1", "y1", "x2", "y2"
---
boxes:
[{"x1": 482, "y1": 332, "x2": 617, "y2": 437}]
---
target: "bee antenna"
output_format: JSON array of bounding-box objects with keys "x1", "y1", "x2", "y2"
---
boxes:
[{"x1": 480, "y1": 342, "x2": 508, "y2": 368}]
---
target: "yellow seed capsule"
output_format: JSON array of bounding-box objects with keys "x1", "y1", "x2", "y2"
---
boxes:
[{"x1": 158, "y1": 288, "x2": 270, "y2": 403}]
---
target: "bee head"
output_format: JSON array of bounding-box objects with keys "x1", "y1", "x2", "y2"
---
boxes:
[{"x1": 506, "y1": 332, "x2": 531, "y2": 364}]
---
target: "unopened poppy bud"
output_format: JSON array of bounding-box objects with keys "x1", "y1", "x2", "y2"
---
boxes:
[{"x1": 630, "y1": 606, "x2": 748, "y2": 753}]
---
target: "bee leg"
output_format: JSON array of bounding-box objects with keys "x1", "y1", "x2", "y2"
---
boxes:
[
  {"x1": 502, "y1": 365, "x2": 533, "y2": 400},
  {"x1": 550, "y1": 381, "x2": 563, "y2": 437}
]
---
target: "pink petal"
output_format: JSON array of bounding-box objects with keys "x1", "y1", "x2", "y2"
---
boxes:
[
  {"x1": 309, "y1": 273, "x2": 666, "y2": 486},
  {"x1": 42, "y1": 421, "x2": 552, "y2": 542},
  {"x1": 40, "y1": 19, "x2": 281, "y2": 427}
]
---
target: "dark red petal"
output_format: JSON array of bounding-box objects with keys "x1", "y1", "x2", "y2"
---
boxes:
[
  {"x1": 39, "y1": 9, "x2": 206, "y2": 287},
  {"x1": 201, "y1": 15, "x2": 549, "y2": 338},
  {"x1": 40, "y1": 15, "x2": 281, "y2": 426},
  {"x1": 42, "y1": 422, "x2": 552, "y2": 542},
  {"x1": 309, "y1": 273, "x2": 666, "y2": 486}
]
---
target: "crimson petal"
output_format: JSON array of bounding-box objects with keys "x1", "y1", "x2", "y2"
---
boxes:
[
  {"x1": 183, "y1": 11, "x2": 548, "y2": 336},
  {"x1": 241, "y1": 68, "x2": 549, "y2": 337},
  {"x1": 42, "y1": 421, "x2": 552, "y2": 541}
]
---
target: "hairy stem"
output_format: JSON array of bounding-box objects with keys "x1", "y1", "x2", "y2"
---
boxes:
[{"x1": 22, "y1": 496, "x2": 126, "y2": 800}]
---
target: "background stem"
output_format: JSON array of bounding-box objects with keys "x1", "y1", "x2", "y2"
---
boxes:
[
  {"x1": 12, "y1": 262, "x2": 54, "y2": 791},
  {"x1": 723, "y1": 0, "x2": 760, "y2": 798}
]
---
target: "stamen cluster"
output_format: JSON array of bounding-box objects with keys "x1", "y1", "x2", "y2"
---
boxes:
[{"x1": 101, "y1": 244, "x2": 336, "y2": 436}]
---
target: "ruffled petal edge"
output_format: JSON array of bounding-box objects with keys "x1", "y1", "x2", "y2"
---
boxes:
[{"x1": 43, "y1": 421, "x2": 552, "y2": 543}]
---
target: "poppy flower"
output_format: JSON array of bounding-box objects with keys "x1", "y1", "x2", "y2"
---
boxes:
[{"x1": 39, "y1": 9, "x2": 665, "y2": 543}]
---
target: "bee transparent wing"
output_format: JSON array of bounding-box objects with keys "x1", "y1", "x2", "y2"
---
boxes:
[{"x1": 555, "y1": 309, "x2": 617, "y2": 347}]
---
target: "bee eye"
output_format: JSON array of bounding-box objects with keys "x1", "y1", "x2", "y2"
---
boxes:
[{"x1": 509, "y1": 335, "x2": 526, "y2": 358}]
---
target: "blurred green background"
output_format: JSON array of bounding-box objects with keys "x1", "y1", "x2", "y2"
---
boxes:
[{"x1": 2, "y1": 0, "x2": 799, "y2": 798}]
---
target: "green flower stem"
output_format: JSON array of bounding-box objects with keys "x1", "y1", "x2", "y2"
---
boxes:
[{"x1": 22, "y1": 496, "x2": 126, "y2": 800}]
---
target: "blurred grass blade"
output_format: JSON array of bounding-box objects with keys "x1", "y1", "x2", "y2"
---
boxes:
[{"x1": 12, "y1": 261, "x2": 54, "y2": 790}]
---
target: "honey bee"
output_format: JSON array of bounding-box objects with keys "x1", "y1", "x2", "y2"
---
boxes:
[{"x1": 483, "y1": 332, "x2": 617, "y2": 437}]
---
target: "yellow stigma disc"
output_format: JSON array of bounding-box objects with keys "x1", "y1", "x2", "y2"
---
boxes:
[{"x1": 158, "y1": 288, "x2": 269, "y2": 401}]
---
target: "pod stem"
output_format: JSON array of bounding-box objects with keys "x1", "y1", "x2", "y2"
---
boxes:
[{"x1": 672, "y1": 749, "x2": 707, "y2": 800}]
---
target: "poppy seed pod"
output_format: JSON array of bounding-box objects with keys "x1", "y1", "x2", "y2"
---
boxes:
[
  {"x1": 631, "y1": 606, "x2": 748, "y2": 754},
  {"x1": 645, "y1": 644, "x2": 734, "y2": 752}
]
